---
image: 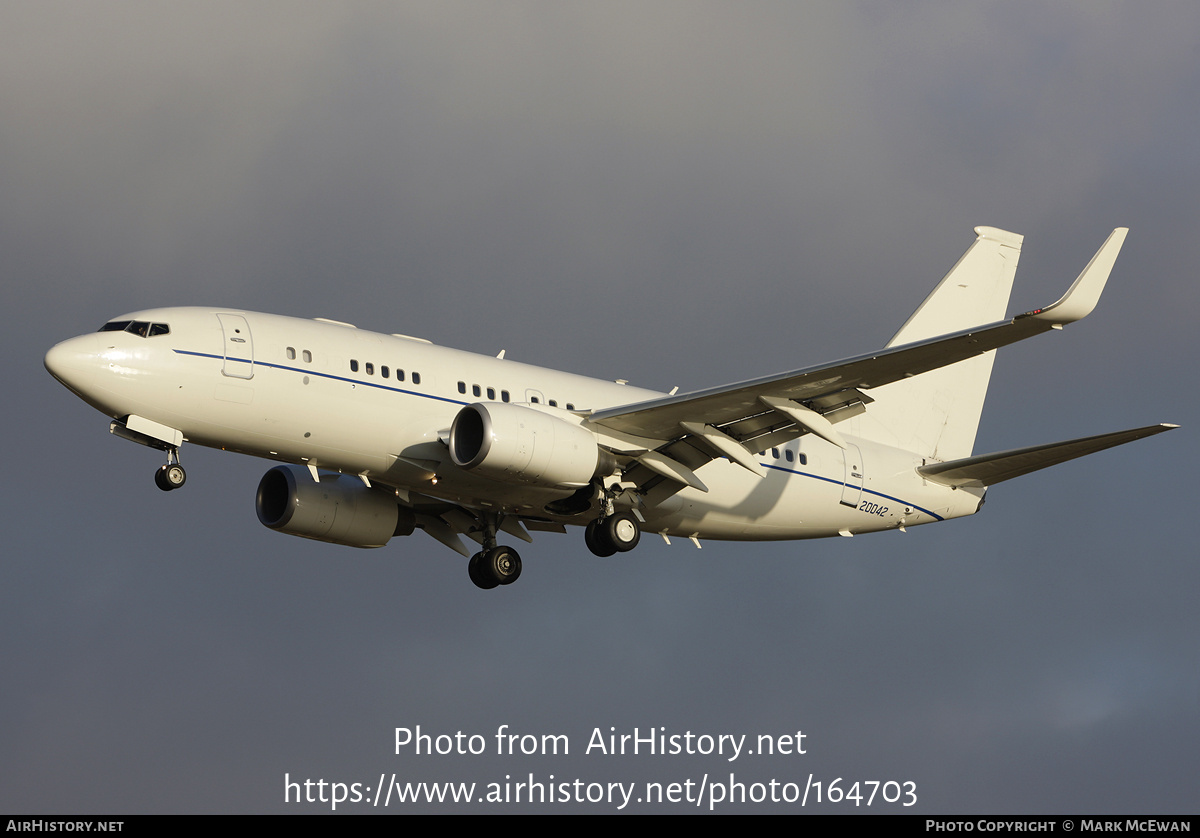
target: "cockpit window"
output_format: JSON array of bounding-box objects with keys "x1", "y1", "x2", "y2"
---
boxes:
[{"x1": 98, "y1": 320, "x2": 170, "y2": 337}]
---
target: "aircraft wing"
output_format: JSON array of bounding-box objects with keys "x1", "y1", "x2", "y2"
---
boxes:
[{"x1": 586, "y1": 228, "x2": 1129, "y2": 472}]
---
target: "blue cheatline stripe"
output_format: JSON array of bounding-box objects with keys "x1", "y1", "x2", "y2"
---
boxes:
[
  {"x1": 761, "y1": 462, "x2": 944, "y2": 522},
  {"x1": 176, "y1": 348, "x2": 946, "y2": 521},
  {"x1": 172, "y1": 349, "x2": 470, "y2": 407}
]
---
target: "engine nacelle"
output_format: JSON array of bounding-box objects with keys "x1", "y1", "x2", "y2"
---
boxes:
[
  {"x1": 449, "y1": 402, "x2": 609, "y2": 489},
  {"x1": 255, "y1": 465, "x2": 415, "y2": 548}
]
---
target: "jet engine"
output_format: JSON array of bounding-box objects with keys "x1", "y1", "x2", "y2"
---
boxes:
[
  {"x1": 255, "y1": 465, "x2": 415, "y2": 548},
  {"x1": 449, "y1": 402, "x2": 612, "y2": 489}
]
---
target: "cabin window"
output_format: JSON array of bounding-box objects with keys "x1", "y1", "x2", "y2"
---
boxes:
[
  {"x1": 487, "y1": 387, "x2": 495, "y2": 400},
  {"x1": 566, "y1": 403, "x2": 574, "y2": 410},
  {"x1": 785, "y1": 450, "x2": 794, "y2": 462},
  {"x1": 472, "y1": 384, "x2": 481, "y2": 397},
  {"x1": 549, "y1": 400, "x2": 557, "y2": 407},
  {"x1": 458, "y1": 381, "x2": 466, "y2": 394},
  {"x1": 303, "y1": 350, "x2": 312, "y2": 363},
  {"x1": 286, "y1": 347, "x2": 296, "y2": 360},
  {"x1": 772, "y1": 448, "x2": 780, "y2": 459},
  {"x1": 396, "y1": 369, "x2": 405, "y2": 382},
  {"x1": 799, "y1": 453, "x2": 807, "y2": 466},
  {"x1": 382, "y1": 366, "x2": 389, "y2": 379},
  {"x1": 350, "y1": 359, "x2": 358, "y2": 372},
  {"x1": 412, "y1": 372, "x2": 421, "y2": 384},
  {"x1": 365, "y1": 362, "x2": 374, "y2": 375},
  {"x1": 501, "y1": 390, "x2": 510, "y2": 403}
]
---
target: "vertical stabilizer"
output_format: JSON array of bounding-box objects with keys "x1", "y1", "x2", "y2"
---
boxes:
[{"x1": 851, "y1": 227, "x2": 1023, "y2": 460}]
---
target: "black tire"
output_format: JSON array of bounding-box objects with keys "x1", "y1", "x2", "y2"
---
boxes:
[
  {"x1": 585, "y1": 519, "x2": 617, "y2": 557},
  {"x1": 468, "y1": 552, "x2": 499, "y2": 590},
  {"x1": 154, "y1": 464, "x2": 185, "y2": 492},
  {"x1": 604, "y1": 511, "x2": 641, "y2": 553}
]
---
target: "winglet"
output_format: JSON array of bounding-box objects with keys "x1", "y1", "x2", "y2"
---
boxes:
[{"x1": 1023, "y1": 228, "x2": 1128, "y2": 325}]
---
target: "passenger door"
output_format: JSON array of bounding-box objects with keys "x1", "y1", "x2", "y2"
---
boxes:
[{"x1": 217, "y1": 313, "x2": 254, "y2": 379}]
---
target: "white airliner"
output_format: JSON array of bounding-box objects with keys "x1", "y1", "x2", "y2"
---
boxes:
[{"x1": 45, "y1": 227, "x2": 1175, "y2": 589}]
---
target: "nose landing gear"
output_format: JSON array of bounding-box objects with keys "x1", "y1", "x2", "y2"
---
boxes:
[{"x1": 154, "y1": 449, "x2": 186, "y2": 491}]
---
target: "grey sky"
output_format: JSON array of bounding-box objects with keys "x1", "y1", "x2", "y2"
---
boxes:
[{"x1": 3, "y1": 2, "x2": 1196, "y2": 813}]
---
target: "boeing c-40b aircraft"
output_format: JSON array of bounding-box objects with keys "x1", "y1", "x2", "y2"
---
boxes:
[{"x1": 45, "y1": 227, "x2": 1176, "y2": 589}]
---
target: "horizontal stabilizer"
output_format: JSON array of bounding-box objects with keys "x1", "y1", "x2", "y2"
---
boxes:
[{"x1": 918, "y1": 424, "x2": 1177, "y2": 488}]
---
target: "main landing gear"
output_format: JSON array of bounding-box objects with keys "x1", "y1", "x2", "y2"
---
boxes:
[
  {"x1": 464, "y1": 502, "x2": 643, "y2": 588},
  {"x1": 153, "y1": 448, "x2": 186, "y2": 492},
  {"x1": 585, "y1": 510, "x2": 641, "y2": 557},
  {"x1": 467, "y1": 514, "x2": 522, "y2": 589},
  {"x1": 468, "y1": 545, "x2": 522, "y2": 589}
]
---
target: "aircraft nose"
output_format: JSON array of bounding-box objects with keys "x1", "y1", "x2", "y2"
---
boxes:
[{"x1": 44, "y1": 334, "x2": 100, "y2": 389}]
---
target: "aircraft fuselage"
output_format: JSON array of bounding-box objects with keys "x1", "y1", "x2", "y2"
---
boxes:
[{"x1": 45, "y1": 306, "x2": 979, "y2": 544}]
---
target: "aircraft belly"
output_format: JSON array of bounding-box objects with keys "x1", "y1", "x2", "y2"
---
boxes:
[{"x1": 642, "y1": 443, "x2": 972, "y2": 540}]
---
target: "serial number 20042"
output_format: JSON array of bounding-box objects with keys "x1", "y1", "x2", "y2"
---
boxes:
[{"x1": 858, "y1": 501, "x2": 889, "y2": 517}]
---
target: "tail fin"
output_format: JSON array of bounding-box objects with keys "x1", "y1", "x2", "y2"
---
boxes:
[{"x1": 853, "y1": 227, "x2": 1023, "y2": 460}]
